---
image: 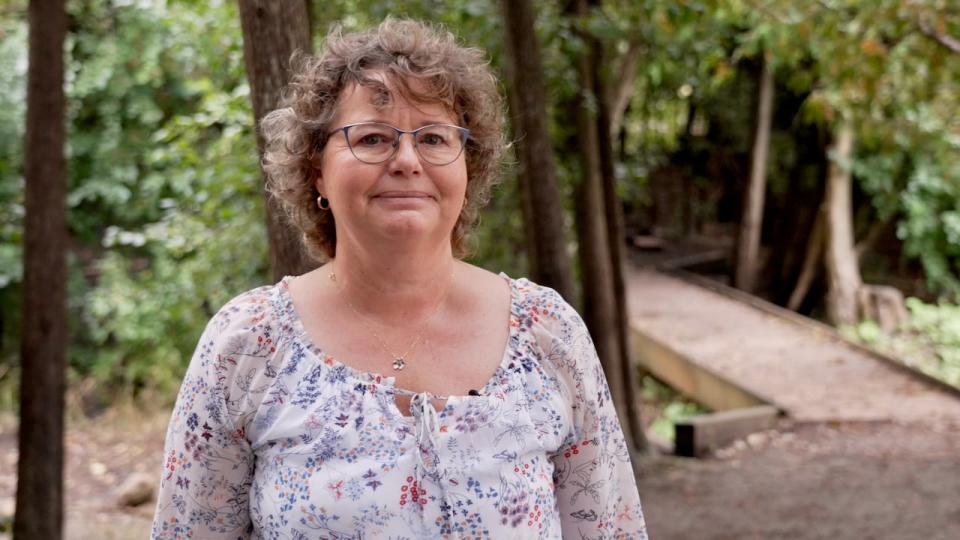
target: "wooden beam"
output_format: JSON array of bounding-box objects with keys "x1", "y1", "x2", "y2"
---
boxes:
[
  {"x1": 675, "y1": 405, "x2": 780, "y2": 457},
  {"x1": 629, "y1": 323, "x2": 775, "y2": 412}
]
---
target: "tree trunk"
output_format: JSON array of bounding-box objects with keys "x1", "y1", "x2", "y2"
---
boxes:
[
  {"x1": 568, "y1": 0, "x2": 641, "y2": 457},
  {"x1": 735, "y1": 53, "x2": 774, "y2": 293},
  {"x1": 238, "y1": 0, "x2": 316, "y2": 281},
  {"x1": 824, "y1": 121, "x2": 863, "y2": 325},
  {"x1": 788, "y1": 208, "x2": 824, "y2": 312},
  {"x1": 15, "y1": 1, "x2": 68, "y2": 538},
  {"x1": 499, "y1": 0, "x2": 575, "y2": 301},
  {"x1": 587, "y1": 10, "x2": 648, "y2": 452}
]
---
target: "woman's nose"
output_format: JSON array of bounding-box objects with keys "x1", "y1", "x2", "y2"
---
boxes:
[{"x1": 390, "y1": 133, "x2": 422, "y2": 173}]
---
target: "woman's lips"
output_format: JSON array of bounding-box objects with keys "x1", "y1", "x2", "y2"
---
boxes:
[{"x1": 374, "y1": 191, "x2": 434, "y2": 199}]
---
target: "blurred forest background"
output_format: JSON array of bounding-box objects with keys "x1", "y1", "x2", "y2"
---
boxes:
[{"x1": 1, "y1": 0, "x2": 959, "y2": 417}]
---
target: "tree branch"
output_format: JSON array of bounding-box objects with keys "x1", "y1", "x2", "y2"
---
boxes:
[
  {"x1": 918, "y1": 17, "x2": 960, "y2": 55},
  {"x1": 607, "y1": 39, "x2": 643, "y2": 138}
]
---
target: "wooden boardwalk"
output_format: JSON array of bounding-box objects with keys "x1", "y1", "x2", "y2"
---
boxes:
[{"x1": 625, "y1": 265, "x2": 960, "y2": 427}]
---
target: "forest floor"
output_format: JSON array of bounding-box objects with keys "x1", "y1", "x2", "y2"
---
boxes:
[
  {"x1": 636, "y1": 418, "x2": 960, "y2": 540},
  {"x1": 1, "y1": 406, "x2": 959, "y2": 539}
]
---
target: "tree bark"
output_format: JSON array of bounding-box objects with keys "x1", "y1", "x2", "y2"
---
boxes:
[
  {"x1": 588, "y1": 11, "x2": 648, "y2": 452},
  {"x1": 735, "y1": 53, "x2": 774, "y2": 293},
  {"x1": 499, "y1": 0, "x2": 575, "y2": 301},
  {"x1": 824, "y1": 121, "x2": 863, "y2": 325},
  {"x1": 238, "y1": 0, "x2": 316, "y2": 281},
  {"x1": 15, "y1": 1, "x2": 68, "y2": 538},
  {"x1": 787, "y1": 208, "x2": 824, "y2": 312},
  {"x1": 568, "y1": 0, "x2": 642, "y2": 456}
]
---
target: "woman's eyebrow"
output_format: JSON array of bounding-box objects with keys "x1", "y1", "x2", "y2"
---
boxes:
[{"x1": 356, "y1": 118, "x2": 457, "y2": 128}]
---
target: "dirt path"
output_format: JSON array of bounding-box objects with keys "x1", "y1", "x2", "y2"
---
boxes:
[
  {"x1": 0, "y1": 409, "x2": 165, "y2": 539},
  {"x1": 637, "y1": 419, "x2": 960, "y2": 540}
]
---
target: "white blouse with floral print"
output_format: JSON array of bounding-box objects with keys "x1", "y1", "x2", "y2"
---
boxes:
[{"x1": 151, "y1": 274, "x2": 648, "y2": 539}]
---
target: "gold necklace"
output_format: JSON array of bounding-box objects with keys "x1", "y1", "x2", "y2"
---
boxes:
[{"x1": 328, "y1": 268, "x2": 455, "y2": 371}]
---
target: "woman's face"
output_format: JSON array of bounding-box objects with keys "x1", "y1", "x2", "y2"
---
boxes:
[{"x1": 316, "y1": 78, "x2": 468, "y2": 257}]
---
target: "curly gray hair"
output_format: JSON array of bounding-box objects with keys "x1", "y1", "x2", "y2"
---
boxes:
[{"x1": 261, "y1": 18, "x2": 506, "y2": 261}]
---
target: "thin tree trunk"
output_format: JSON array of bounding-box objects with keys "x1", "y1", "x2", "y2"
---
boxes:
[
  {"x1": 499, "y1": 0, "x2": 575, "y2": 301},
  {"x1": 607, "y1": 40, "x2": 642, "y2": 139},
  {"x1": 569, "y1": 0, "x2": 639, "y2": 457},
  {"x1": 15, "y1": 1, "x2": 68, "y2": 538},
  {"x1": 788, "y1": 208, "x2": 824, "y2": 311},
  {"x1": 735, "y1": 53, "x2": 774, "y2": 293},
  {"x1": 824, "y1": 121, "x2": 863, "y2": 325},
  {"x1": 503, "y1": 67, "x2": 544, "y2": 287},
  {"x1": 588, "y1": 9, "x2": 647, "y2": 452},
  {"x1": 239, "y1": 0, "x2": 316, "y2": 281}
]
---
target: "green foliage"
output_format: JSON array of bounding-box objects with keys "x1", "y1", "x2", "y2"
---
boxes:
[
  {"x1": 640, "y1": 374, "x2": 708, "y2": 442},
  {"x1": 66, "y1": 0, "x2": 268, "y2": 403},
  {"x1": 847, "y1": 298, "x2": 960, "y2": 389},
  {"x1": 604, "y1": 0, "x2": 960, "y2": 298},
  {"x1": 738, "y1": 0, "x2": 960, "y2": 297},
  {"x1": 0, "y1": 16, "x2": 26, "y2": 379},
  {"x1": 0, "y1": 0, "x2": 268, "y2": 406}
]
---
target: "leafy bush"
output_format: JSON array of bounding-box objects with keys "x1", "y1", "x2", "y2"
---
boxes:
[
  {"x1": 847, "y1": 298, "x2": 960, "y2": 388},
  {"x1": 640, "y1": 374, "x2": 708, "y2": 442}
]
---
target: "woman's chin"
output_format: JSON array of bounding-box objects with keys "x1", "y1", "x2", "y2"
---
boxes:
[{"x1": 372, "y1": 213, "x2": 447, "y2": 242}]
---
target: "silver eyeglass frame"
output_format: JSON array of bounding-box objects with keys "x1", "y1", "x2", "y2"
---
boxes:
[{"x1": 328, "y1": 122, "x2": 471, "y2": 166}]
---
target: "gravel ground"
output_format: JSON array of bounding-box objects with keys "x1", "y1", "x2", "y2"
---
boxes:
[{"x1": 636, "y1": 419, "x2": 960, "y2": 540}]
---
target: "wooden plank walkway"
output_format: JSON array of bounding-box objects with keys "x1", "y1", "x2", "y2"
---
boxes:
[{"x1": 625, "y1": 265, "x2": 960, "y2": 427}]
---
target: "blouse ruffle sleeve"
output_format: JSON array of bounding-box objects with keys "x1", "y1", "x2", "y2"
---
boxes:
[
  {"x1": 530, "y1": 286, "x2": 649, "y2": 540},
  {"x1": 151, "y1": 287, "x2": 279, "y2": 540}
]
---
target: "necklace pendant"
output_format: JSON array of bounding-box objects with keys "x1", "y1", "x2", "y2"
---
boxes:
[{"x1": 392, "y1": 357, "x2": 406, "y2": 371}]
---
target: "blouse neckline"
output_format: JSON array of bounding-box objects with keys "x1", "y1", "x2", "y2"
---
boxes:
[{"x1": 274, "y1": 272, "x2": 521, "y2": 404}]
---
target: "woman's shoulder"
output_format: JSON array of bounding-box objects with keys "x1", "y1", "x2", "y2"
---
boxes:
[
  {"x1": 203, "y1": 278, "x2": 290, "y2": 342},
  {"x1": 503, "y1": 275, "x2": 598, "y2": 389},
  {"x1": 503, "y1": 274, "x2": 581, "y2": 328}
]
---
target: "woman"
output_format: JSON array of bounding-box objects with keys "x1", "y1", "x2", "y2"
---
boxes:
[{"x1": 152, "y1": 18, "x2": 647, "y2": 540}]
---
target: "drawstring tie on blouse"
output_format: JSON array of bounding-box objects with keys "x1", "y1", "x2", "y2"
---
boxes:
[{"x1": 410, "y1": 391, "x2": 442, "y2": 478}]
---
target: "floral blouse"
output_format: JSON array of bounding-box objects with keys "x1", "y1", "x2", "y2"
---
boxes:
[{"x1": 152, "y1": 274, "x2": 647, "y2": 539}]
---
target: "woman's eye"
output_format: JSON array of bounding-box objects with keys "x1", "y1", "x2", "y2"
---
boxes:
[
  {"x1": 420, "y1": 134, "x2": 445, "y2": 146},
  {"x1": 358, "y1": 134, "x2": 387, "y2": 146}
]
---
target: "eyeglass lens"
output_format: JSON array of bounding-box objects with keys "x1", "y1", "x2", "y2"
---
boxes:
[{"x1": 344, "y1": 123, "x2": 465, "y2": 165}]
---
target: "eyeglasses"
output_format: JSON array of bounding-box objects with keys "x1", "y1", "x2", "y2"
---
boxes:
[{"x1": 329, "y1": 122, "x2": 470, "y2": 166}]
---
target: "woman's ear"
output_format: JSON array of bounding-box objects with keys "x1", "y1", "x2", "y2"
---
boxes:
[
  {"x1": 312, "y1": 161, "x2": 325, "y2": 196},
  {"x1": 310, "y1": 153, "x2": 325, "y2": 194},
  {"x1": 314, "y1": 175, "x2": 324, "y2": 197}
]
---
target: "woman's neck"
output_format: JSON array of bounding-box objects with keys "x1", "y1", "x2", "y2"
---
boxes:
[{"x1": 327, "y1": 239, "x2": 459, "y2": 324}]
